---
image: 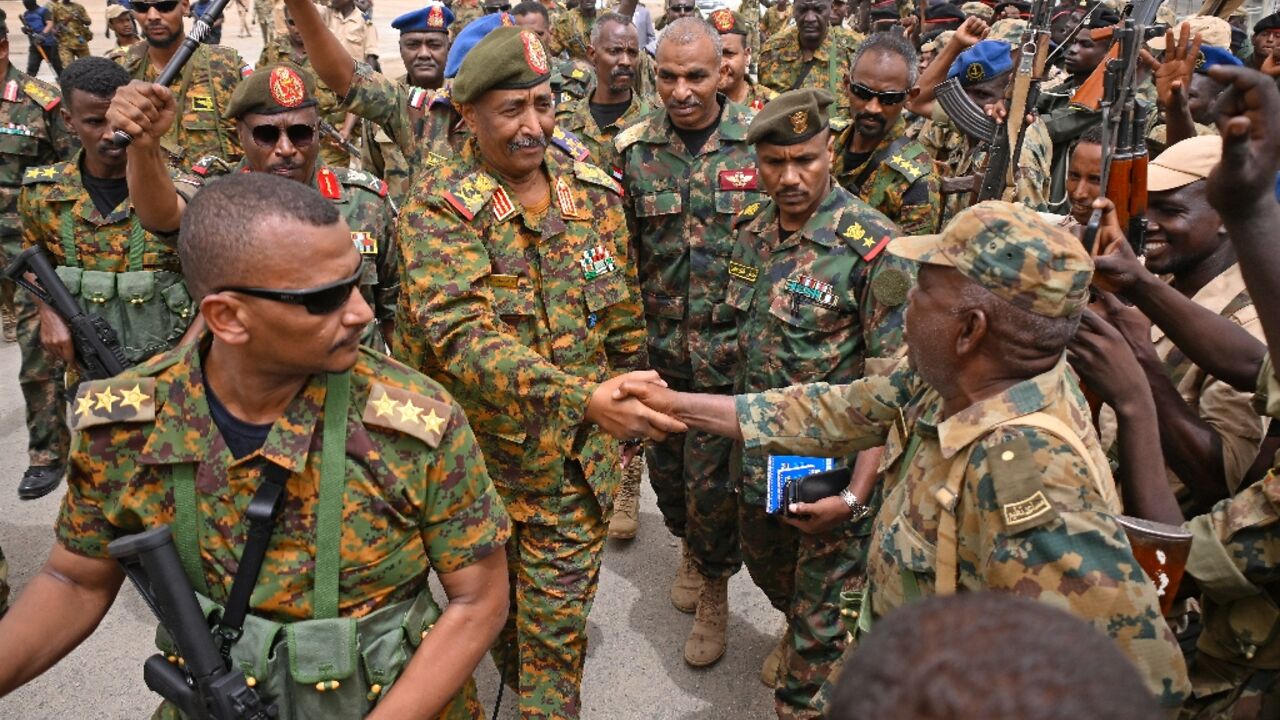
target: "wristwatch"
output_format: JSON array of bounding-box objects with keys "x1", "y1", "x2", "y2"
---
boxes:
[{"x1": 839, "y1": 489, "x2": 872, "y2": 523}]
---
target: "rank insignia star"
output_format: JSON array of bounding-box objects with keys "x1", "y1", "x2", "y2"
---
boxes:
[
  {"x1": 75, "y1": 394, "x2": 95, "y2": 417},
  {"x1": 95, "y1": 388, "x2": 119, "y2": 413},
  {"x1": 398, "y1": 398, "x2": 423, "y2": 424},
  {"x1": 422, "y1": 408, "x2": 446, "y2": 435},
  {"x1": 119, "y1": 385, "x2": 147, "y2": 412},
  {"x1": 371, "y1": 392, "x2": 398, "y2": 418}
]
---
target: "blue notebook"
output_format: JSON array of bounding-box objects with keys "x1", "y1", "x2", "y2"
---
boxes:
[{"x1": 766, "y1": 455, "x2": 836, "y2": 514}]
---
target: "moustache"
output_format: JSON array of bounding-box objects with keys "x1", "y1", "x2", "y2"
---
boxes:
[
  {"x1": 855, "y1": 112, "x2": 885, "y2": 126},
  {"x1": 670, "y1": 96, "x2": 703, "y2": 111},
  {"x1": 611, "y1": 67, "x2": 634, "y2": 79},
  {"x1": 507, "y1": 134, "x2": 548, "y2": 153}
]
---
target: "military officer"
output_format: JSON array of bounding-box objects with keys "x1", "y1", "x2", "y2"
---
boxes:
[
  {"x1": 393, "y1": 27, "x2": 681, "y2": 719},
  {"x1": 0, "y1": 19, "x2": 79, "y2": 502},
  {"x1": 758, "y1": 0, "x2": 854, "y2": 123},
  {"x1": 729, "y1": 89, "x2": 905, "y2": 718},
  {"x1": 115, "y1": 0, "x2": 249, "y2": 169},
  {"x1": 109, "y1": 63, "x2": 399, "y2": 352},
  {"x1": 712, "y1": 9, "x2": 777, "y2": 114},
  {"x1": 49, "y1": 0, "x2": 91, "y2": 69},
  {"x1": 615, "y1": 201, "x2": 1192, "y2": 713},
  {"x1": 615, "y1": 16, "x2": 765, "y2": 668},
  {"x1": 0, "y1": 173, "x2": 513, "y2": 719},
  {"x1": 258, "y1": 7, "x2": 351, "y2": 169},
  {"x1": 831, "y1": 32, "x2": 941, "y2": 235}
]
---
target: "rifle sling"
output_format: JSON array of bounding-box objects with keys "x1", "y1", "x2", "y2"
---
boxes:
[{"x1": 850, "y1": 133, "x2": 913, "y2": 192}]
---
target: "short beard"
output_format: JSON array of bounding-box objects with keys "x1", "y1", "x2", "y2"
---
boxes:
[{"x1": 146, "y1": 30, "x2": 181, "y2": 48}]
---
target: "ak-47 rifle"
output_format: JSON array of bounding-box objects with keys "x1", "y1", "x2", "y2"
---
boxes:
[
  {"x1": 112, "y1": 0, "x2": 235, "y2": 147},
  {"x1": 318, "y1": 119, "x2": 361, "y2": 157},
  {"x1": 1075, "y1": 0, "x2": 1162, "y2": 254}
]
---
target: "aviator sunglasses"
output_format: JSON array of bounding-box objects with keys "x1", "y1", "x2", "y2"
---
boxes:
[
  {"x1": 250, "y1": 123, "x2": 318, "y2": 149},
  {"x1": 216, "y1": 267, "x2": 363, "y2": 315},
  {"x1": 849, "y1": 82, "x2": 909, "y2": 106}
]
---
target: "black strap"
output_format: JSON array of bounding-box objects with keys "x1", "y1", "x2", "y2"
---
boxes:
[
  {"x1": 851, "y1": 134, "x2": 913, "y2": 192},
  {"x1": 216, "y1": 462, "x2": 289, "y2": 659},
  {"x1": 789, "y1": 60, "x2": 817, "y2": 91}
]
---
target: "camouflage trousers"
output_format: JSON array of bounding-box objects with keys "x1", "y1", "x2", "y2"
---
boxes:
[
  {"x1": 739, "y1": 499, "x2": 870, "y2": 719},
  {"x1": 57, "y1": 42, "x2": 89, "y2": 70},
  {"x1": 15, "y1": 282, "x2": 69, "y2": 467},
  {"x1": 1180, "y1": 652, "x2": 1280, "y2": 720},
  {"x1": 646, "y1": 378, "x2": 740, "y2": 579},
  {"x1": 491, "y1": 464, "x2": 607, "y2": 719}
]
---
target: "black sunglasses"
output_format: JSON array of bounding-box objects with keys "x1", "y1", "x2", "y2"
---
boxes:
[
  {"x1": 133, "y1": 0, "x2": 181, "y2": 12},
  {"x1": 849, "y1": 82, "x2": 909, "y2": 106},
  {"x1": 250, "y1": 123, "x2": 317, "y2": 149},
  {"x1": 668, "y1": 4, "x2": 695, "y2": 11},
  {"x1": 217, "y1": 267, "x2": 364, "y2": 315},
  {"x1": 484, "y1": 3, "x2": 511, "y2": 11}
]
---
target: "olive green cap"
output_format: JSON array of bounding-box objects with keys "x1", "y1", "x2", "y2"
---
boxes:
[
  {"x1": 888, "y1": 200, "x2": 1093, "y2": 319},
  {"x1": 708, "y1": 8, "x2": 748, "y2": 35},
  {"x1": 747, "y1": 88, "x2": 834, "y2": 146},
  {"x1": 225, "y1": 63, "x2": 317, "y2": 119},
  {"x1": 452, "y1": 26, "x2": 553, "y2": 104}
]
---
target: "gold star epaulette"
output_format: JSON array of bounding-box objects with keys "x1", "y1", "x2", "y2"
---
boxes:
[
  {"x1": 22, "y1": 164, "x2": 61, "y2": 184},
  {"x1": 443, "y1": 171, "x2": 499, "y2": 221},
  {"x1": 573, "y1": 162, "x2": 623, "y2": 195},
  {"x1": 551, "y1": 126, "x2": 590, "y2": 162},
  {"x1": 362, "y1": 382, "x2": 451, "y2": 449},
  {"x1": 886, "y1": 151, "x2": 926, "y2": 183},
  {"x1": 72, "y1": 378, "x2": 157, "y2": 431},
  {"x1": 841, "y1": 216, "x2": 891, "y2": 261},
  {"x1": 22, "y1": 80, "x2": 60, "y2": 112}
]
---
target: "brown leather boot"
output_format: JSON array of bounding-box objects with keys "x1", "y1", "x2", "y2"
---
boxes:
[
  {"x1": 684, "y1": 575, "x2": 729, "y2": 667},
  {"x1": 607, "y1": 456, "x2": 643, "y2": 540},
  {"x1": 670, "y1": 540, "x2": 702, "y2": 613},
  {"x1": 760, "y1": 629, "x2": 787, "y2": 687}
]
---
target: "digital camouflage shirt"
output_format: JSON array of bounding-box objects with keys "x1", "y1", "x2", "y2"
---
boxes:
[
  {"x1": 615, "y1": 99, "x2": 765, "y2": 389},
  {"x1": 758, "y1": 28, "x2": 854, "y2": 123},
  {"x1": 360, "y1": 72, "x2": 432, "y2": 204},
  {"x1": 116, "y1": 42, "x2": 249, "y2": 169},
  {"x1": 556, "y1": 89, "x2": 655, "y2": 178},
  {"x1": 256, "y1": 39, "x2": 351, "y2": 169},
  {"x1": 0, "y1": 65, "x2": 77, "y2": 255},
  {"x1": 344, "y1": 65, "x2": 468, "y2": 176},
  {"x1": 393, "y1": 138, "x2": 645, "y2": 524},
  {"x1": 831, "y1": 116, "x2": 941, "y2": 235},
  {"x1": 736, "y1": 358, "x2": 1191, "y2": 709}
]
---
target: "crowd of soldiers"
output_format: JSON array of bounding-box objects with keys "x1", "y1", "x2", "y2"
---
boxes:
[{"x1": 0, "y1": 0, "x2": 1276, "y2": 717}]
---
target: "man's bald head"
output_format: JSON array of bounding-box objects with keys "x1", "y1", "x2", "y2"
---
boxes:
[{"x1": 179, "y1": 173, "x2": 341, "y2": 300}]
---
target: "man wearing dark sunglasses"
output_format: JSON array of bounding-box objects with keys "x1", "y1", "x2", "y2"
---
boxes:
[
  {"x1": 108, "y1": 64, "x2": 400, "y2": 352},
  {"x1": 831, "y1": 32, "x2": 941, "y2": 235},
  {"x1": 0, "y1": 172, "x2": 515, "y2": 719},
  {"x1": 758, "y1": 0, "x2": 855, "y2": 122},
  {"x1": 113, "y1": 0, "x2": 249, "y2": 170}
]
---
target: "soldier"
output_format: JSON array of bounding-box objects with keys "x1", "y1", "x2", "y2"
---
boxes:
[
  {"x1": 761, "y1": 0, "x2": 793, "y2": 41},
  {"x1": 324, "y1": 0, "x2": 378, "y2": 66},
  {"x1": 20, "y1": 59, "x2": 194, "y2": 499},
  {"x1": 0, "y1": 16, "x2": 78, "y2": 502},
  {"x1": 19, "y1": 0, "x2": 62, "y2": 78},
  {"x1": 253, "y1": 0, "x2": 273, "y2": 43},
  {"x1": 110, "y1": 64, "x2": 399, "y2": 353},
  {"x1": 49, "y1": 0, "x2": 90, "y2": 69},
  {"x1": 712, "y1": 9, "x2": 777, "y2": 113},
  {"x1": 728, "y1": 89, "x2": 905, "y2": 717},
  {"x1": 103, "y1": 3, "x2": 141, "y2": 62},
  {"x1": 831, "y1": 32, "x2": 940, "y2": 235},
  {"x1": 615, "y1": 16, "x2": 766, "y2": 668},
  {"x1": 758, "y1": 0, "x2": 854, "y2": 123},
  {"x1": 1064, "y1": 124, "x2": 1101, "y2": 228},
  {"x1": 115, "y1": 0, "x2": 249, "y2": 170},
  {"x1": 616, "y1": 200, "x2": 1193, "y2": 711},
  {"x1": 392, "y1": 27, "x2": 680, "y2": 718},
  {"x1": 0, "y1": 173, "x2": 513, "y2": 719},
  {"x1": 258, "y1": 7, "x2": 351, "y2": 169},
  {"x1": 548, "y1": 0, "x2": 594, "y2": 60}
]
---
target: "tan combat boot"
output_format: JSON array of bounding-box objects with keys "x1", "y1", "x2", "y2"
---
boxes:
[
  {"x1": 607, "y1": 456, "x2": 643, "y2": 540},
  {"x1": 684, "y1": 574, "x2": 729, "y2": 667},
  {"x1": 760, "y1": 629, "x2": 787, "y2": 688},
  {"x1": 671, "y1": 540, "x2": 702, "y2": 613}
]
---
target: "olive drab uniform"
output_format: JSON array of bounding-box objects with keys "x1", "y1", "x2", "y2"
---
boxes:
[
  {"x1": 256, "y1": 39, "x2": 351, "y2": 169},
  {"x1": 727, "y1": 185, "x2": 908, "y2": 718},
  {"x1": 49, "y1": 0, "x2": 91, "y2": 68},
  {"x1": 393, "y1": 137, "x2": 646, "y2": 717},
  {"x1": 615, "y1": 99, "x2": 764, "y2": 582},
  {"x1": 59, "y1": 340, "x2": 511, "y2": 720},
  {"x1": 758, "y1": 28, "x2": 854, "y2": 124},
  {"x1": 115, "y1": 42, "x2": 250, "y2": 170},
  {"x1": 177, "y1": 158, "x2": 400, "y2": 351},
  {"x1": 831, "y1": 117, "x2": 942, "y2": 235},
  {"x1": 19, "y1": 153, "x2": 195, "y2": 367}
]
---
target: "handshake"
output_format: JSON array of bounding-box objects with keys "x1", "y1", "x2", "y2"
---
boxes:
[{"x1": 584, "y1": 370, "x2": 687, "y2": 443}]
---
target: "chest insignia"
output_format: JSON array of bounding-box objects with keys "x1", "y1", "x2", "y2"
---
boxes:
[
  {"x1": 784, "y1": 274, "x2": 837, "y2": 308},
  {"x1": 580, "y1": 245, "x2": 618, "y2": 280},
  {"x1": 728, "y1": 260, "x2": 759, "y2": 284},
  {"x1": 352, "y1": 231, "x2": 377, "y2": 255},
  {"x1": 718, "y1": 168, "x2": 759, "y2": 190}
]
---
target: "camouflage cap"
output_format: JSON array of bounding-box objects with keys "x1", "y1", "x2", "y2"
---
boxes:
[
  {"x1": 1148, "y1": 15, "x2": 1231, "y2": 49},
  {"x1": 747, "y1": 88, "x2": 834, "y2": 146},
  {"x1": 225, "y1": 63, "x2": 317, "y2": 119},
  {"x1": 708, "y1": 8, "x2": 748, "y2": 35},
  {"x1": 889, "y1": 200, "x2": 1093, "y2": 319},
  {"x1": 452, "y1": 26, "x2": 553, "y2": 104},
  {"x1": 961, "y1": 1, "x2": 994, "y2": 22},
  {"x1": 106, "y1": 4, "x2": 132, "y2": 20},
  {"x1": 989, "y1": 18, "x2": 1027, "y2": 44}
]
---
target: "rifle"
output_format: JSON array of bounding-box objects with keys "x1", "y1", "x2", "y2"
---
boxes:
[
  {"x1": 3, "y1": 246, "x2": 130, "y2": 379},
  {"x1": 1113, "y1": 515, "x2": 1192, "y2": 616},
  {"x1": 318, "y1": 119, "x2": 361, "y2": 157},
  {"x1": 109, "y1": 526, "x2": 278, "y2": 720},
  {"x1": 112, "y1": 0, "x2": 235, "y2": 148}
]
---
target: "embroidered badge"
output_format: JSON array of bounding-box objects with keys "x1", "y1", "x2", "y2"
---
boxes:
[
  {"x1": 751, "y1": 98, "x2": 765, "y2": 111},
  {"x1": 2, "y1": 81, "x2": 18, "y2": 103},
  {"x1": 427, "y1": 4, "x2": 446, "y2": 27},
  {"x1": 491, "y1": 186, "x2": 516, "y2": 221},
  {"x1": 268, "y1": 66, "x2": 306, "y2": 108},
  {"x1": 522, "y1": 31, "x2": 550, "y2": 75},
  {"x1": 718, "y1": 168, "x2": 759, "y2": 190},
  {"x1": 710, "y1": 8, "x2": 734, "y2": 31},
  {"x1": 728, "y1": 260, "x2": 759, "y2": 283},
  {"x1": 580, "y1": 245, "x2": 618, "y2": 280},
  {"x1": 352, "y1": 232, "x2": 377, "y2": 254},
  {"x1": 316, "y1": 167, "x2": 341, "y2": 199},
  {"x1": 1003, "y1": 490, "x2": 1053, "y2": 526},
  {"x1": 427, "y1": 152, "x2": 448, "y2": 166},
  {"x1": 844, "y1": 222, "x2": 868, "y2": 244},
  {"x1": 966, "y1": 62, "x2": 986, "y2": 82},
  {"x1": 0, "y1": 123, "x2": 35, "y2": 137},
  {"x1": 190, "y1": 95, "x2": 214, "y2": 112},
  {"x1": 408, "y1": 87, "x2": 429, "y2": 109},
  {"x1": 789, "y1": 110, "x2": 808, "y2": 135},
  {"x1": 489, "y1": 274, "x2": 519, "y2": 288},
  {"x1": 556, "y1": 176, "x2": 578, "y2": 217},
  {"x1": 785, "y1": 274, "x2": 837, "y2": 308},
  {"x1": 742, "y1": 201, "x2": 761, "y2": 217}
]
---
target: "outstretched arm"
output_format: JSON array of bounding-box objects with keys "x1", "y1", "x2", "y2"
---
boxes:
[{"x1": 281, "y1": 0, "x2": 356, "y2": 97}]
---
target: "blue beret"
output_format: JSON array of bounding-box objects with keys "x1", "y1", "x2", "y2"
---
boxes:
[
  {"x1": 1195, "y1": 44, "x2": 1244, "y2": 74},
  {"x1": 445, "y1": 12, "x2": 515, "y2": 78},
  {"x1": 392, "y1": 4, "x2": 453, "y2": 33},
  {"x1": 947, "y1": 40, "x2": 1013, "y2": 86}
]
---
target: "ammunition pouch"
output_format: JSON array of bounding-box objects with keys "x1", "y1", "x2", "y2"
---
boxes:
[{"x1": 62, "y1": 269, "x2": 193, "y2": 364}]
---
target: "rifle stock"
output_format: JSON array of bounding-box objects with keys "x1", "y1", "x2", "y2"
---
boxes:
[
  {"x1": 1114, "y1": 515, "x2": 1192, "y2": 616},
  {"x1": 1070, "y1": 44, "x2": 1120, "y2": 110}
]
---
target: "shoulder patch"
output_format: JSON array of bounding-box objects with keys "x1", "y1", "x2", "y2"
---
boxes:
[
  {"x1": 870, "y1": 266, "x2": 911, "y2": 307},
  {"x1": 335, "y1": 167, "x2": 389, "y2": 198},
  {"x1": 886, "y1": 148, "x2": 929, "y2": 183},
  {"x1": 22, "y1": 79, "x2": 61, "y2": 111},
  {"x1": 840, "y1": 215, "x2": 892, "y2": 260},
  {"x1": 442, "y1": 171, "x2": 499, "y2": 221},
  {"x1": 362, "y1": 381, "x2": 451, "y2": 449},
  {"x1": 22, "y1": 163, "x2": 63, "y2": 184},
  {"x1": 986, "y1": 433, "x2": 1060, "y2": 534},
  {"x1": 613, "y1": 121, "x2": 648, "y2": 153},
  {"x1": 551, "y1": 126, "x2": 590, "y2": 162},
  {"x1": 573, "y1": 161, "x2": 623, "y2": 195},
  {"x1": 72, "y1": 377, "x2": 158, "y2": 431}
]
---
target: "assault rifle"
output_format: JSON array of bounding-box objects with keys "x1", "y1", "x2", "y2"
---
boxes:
[
  {"x1": 978, "y1": 0, "x2": 1053, "y2": 201},
  {"x1": 3, "y1": 246, "x2": 130, "y2": 379}
]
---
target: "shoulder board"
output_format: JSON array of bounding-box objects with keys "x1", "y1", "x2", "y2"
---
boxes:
[
  {"x1": 735, "y1": 199, "x2": 765, "y2": 228},
  {"x1": 22, "y1": 163, "x2": 65, "y2": 185},
  {"x1": 573, "y1": 162, "x2": 623, "y2": 195},
  {"x1": 22, "y1": 79, "x2": 61, "y2": 112},
  {"x1": 985, "y1": 431, "x2": 1060, "y2": 534},
  {"x1": 190, "y1": 155, "x2": 231, "y2": 177},
  {"x1": 442, "y1": 171, "x2": 499, "y2": 221},
  {"x1": 71, "y1": 377, "x2": 159, "y2": 431},
  {"x1": 362, "y1": 381, "x2": 451, "y2": 449},
  {"x1": 613, "y1": 120, "x2": 648, "y2": 152},
  {"x1": 334, "y1": 167, "x2": 389, "y2": 198},
  {"x1": 315, "y1": 166, "x2": 343, "y2": 200},
  {"x1": 839, "y1": 212, "x2": 892, "y2": 261},
  {"x1": 885, "y1": 147, "x2": 929, "y2": 183},
  {"x1": 551, "y1": 126, "x2": 590, "y2": 162}
]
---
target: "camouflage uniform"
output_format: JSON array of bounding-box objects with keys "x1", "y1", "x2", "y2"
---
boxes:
[
  {"x1": 253, "y1": 0, "x2": 274, "y2": 41},
  {"x1": 555, "y1": 88, "x2": 655, "y2": 175},
  {"x1": 49, "y1": 0, "x2": 91, "y2": 68},
  {"x1": 451, "y1": 0, "x2": 484, "y2": 37},
  {"x1": 393, "y1": 138, "x2": 646, "y2": 718},
  {"x1": 831, "y1": 116, "x2": 941, "y2": 235},
  {"x1": 738, "y1": 0, "x2": 762, "y2": 56},
  {"x1": 547, "y1": 8, "x2": 592, "y2": 60},
  {"x1": 553, "y1": 57, "x2": 658, "y2": 111},
  {"x1": 256, "y1": 40, "x2": 351, "y2": 169},
  {"x1": 344, "y1": 64, "x2": 469, "y2": 180},
  {"x1": 0, "y1": 68, "x2": 77, "y2": 480},
  {"x1": 176, "y1": 158, "x2": 399, "y2": 350},
  {"x1": 115, "y1": 42, "x2": 249, "y2": 170},
  {"x1": 758, "y1": 28, "x2": 853, "y2": 123},
  {"x1": 359, "y1": 74, "x2": 429, "y2": 204},
  {"x1": 933, "y1": 109, "x2": 1054, "y2": 224},
  {"x1": 761, "y1": 4, "x2": 792, "y2": 40},
  {"x1": 733, "y1": 80, "x2": 779, "y2": 114},
  {"x1": 615, "y1": 99, "x2": 764, "y2": 580},
  {"x1": 727, "y1": 185, "x2": 906, "y2": 718},
  {"x1": 59, "y1": 339, "x2": 511, "y2": 719}
]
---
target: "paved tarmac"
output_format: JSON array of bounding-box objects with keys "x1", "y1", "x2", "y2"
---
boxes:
[{"x1": 0, "y1": 3, "x2": 779, "y2": 716}]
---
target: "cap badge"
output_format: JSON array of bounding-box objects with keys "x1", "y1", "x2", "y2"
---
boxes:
[
  {"x1": 268, "y1": 66, "x2": 306, "y2": 108},
  {"x1": 789, "y1": 110, "x2": 808, "y2": 135},
  {"x1": 427, "y1": 5, "x2": 445, "y2": 27},
  {"x1": 500, "y1": 12, "x2": 514, "y2": 25},
  {"x1": 711, "y1": 9, "x2": 734, "y2": 31},
  {"x1": 522, "y1": 31, "x2": 550, "y2": 75},
  {"x1": 966, "y1": 62, "x2": 986, "y2": 81}
]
